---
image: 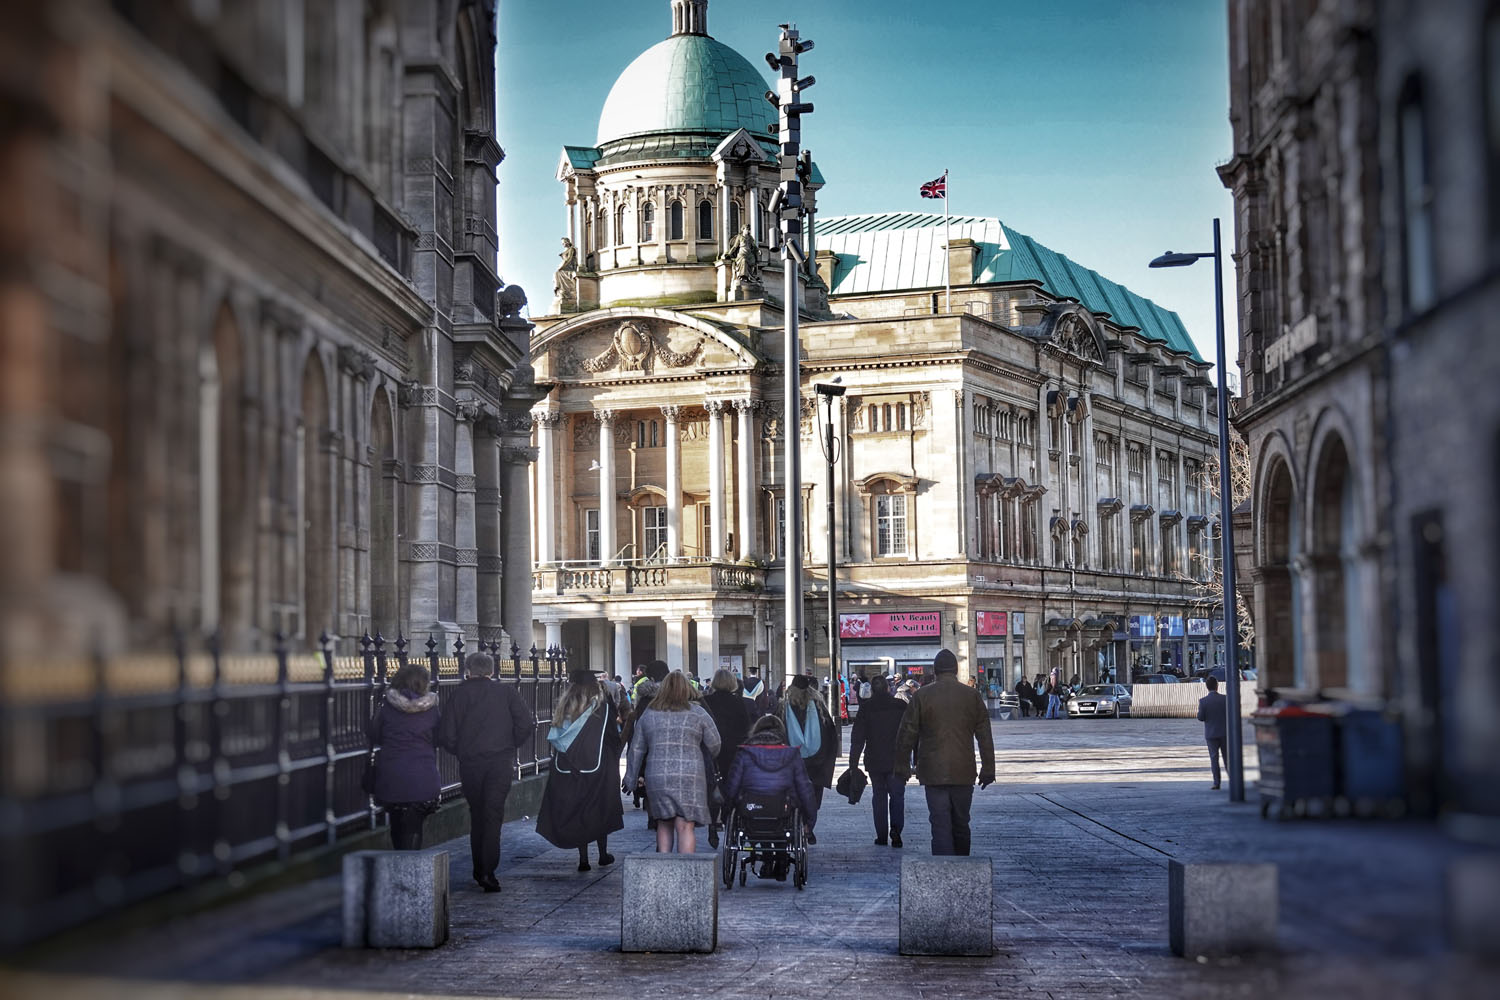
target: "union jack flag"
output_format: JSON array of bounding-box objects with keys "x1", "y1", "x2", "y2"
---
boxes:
[{"x1": 919, "y1": 173, "x2": 947, "y2": 199}]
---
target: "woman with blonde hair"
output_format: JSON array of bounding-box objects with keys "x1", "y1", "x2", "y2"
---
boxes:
[
  {"x1": 624, "y1": 670, "x2": 722, "y2": 853},
  {"x1": 777, "y1": 674, "x2": 838, "y2": 826},
  {"x1": 536, "y1": 669, "x2": 624, "y2": 870}
]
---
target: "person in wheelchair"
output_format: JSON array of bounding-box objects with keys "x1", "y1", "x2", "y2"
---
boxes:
[{"x1": 723, "y1": 716, "x2": 819, "y2": 881}]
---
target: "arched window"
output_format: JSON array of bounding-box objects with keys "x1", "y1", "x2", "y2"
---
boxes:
[
  {"x1": 698, "y1": 199, "x2": 714, "y2": 240},
  {"x1": 640, "y1": 201, "x2": 655, "y2": 242},
  {"x1": 729, "y1": 200, "x2": 741, "y2": 235},
  {"x1": 615, "y1": 204, "x2": 627, "y2": 245},
  {"x1": 669, "y1": 200, "x2": 684, "y2": 240},
  {"x1": 1398, "y1": 76, "x2": 1435, "y2": 313},
  {"x1": 597, "y1": 207, "x2": 608, "y2": 250}
]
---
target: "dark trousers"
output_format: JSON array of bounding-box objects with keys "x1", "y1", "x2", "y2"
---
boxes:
[
  {"x1": 1206, "y1": 738, "x2": 1227, "y2": 787},
  {"x1": 387, "y1": 806, "x2": 427, "y2": 851},
  {"x1": 924, "y1": 784, "x2": 975, "y2": 856},
  {"x1": 460, "y1": 755, "x2": 515, "y2": 879},
  {"x1": 870, "y1": 770, "x2": 906, "y2": 840}
]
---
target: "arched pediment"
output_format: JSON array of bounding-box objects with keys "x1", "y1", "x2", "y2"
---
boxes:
[
  {"x1": 532, "y1": 308, "x2": 760, "y2": 382},
  {"x1": 1039, "y1": 302, "x2": 1106, "y2": 362}
]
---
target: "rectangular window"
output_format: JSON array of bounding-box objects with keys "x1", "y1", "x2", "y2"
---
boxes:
[
  {"x1": 1399, "y1": 82, "x2": 1435, "y2": 313},
  {"x1": 1162, "y1": 528, "x2": 1178, "y2": 576},
  {"x1": 643, "y1": 506, "x2": 668, "y2": 560},
  {"x1": 776, "y1": 496, "x2": 787, "y2": 558},
  {"x1": 699, "y1": 503, "x2": 713, "y2": 557},
  {"x1": 585, "y1": 508, "x2": 600, "y2": 562},
  {"x1": 1131, "y1": 520, "x2": 1147, "y2": 575},
  {"x1": 876, "y1": 494, "x2": 908, "y2": 556},
  {"x1": 1098, "y1": 515, "x2": 1114, "y2": 572}
]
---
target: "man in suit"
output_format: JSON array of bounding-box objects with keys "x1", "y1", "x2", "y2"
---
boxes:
[
  {"x1": 437, "y1": 651, "x2": 535, "y2": 892},
  {"x1": 1197, "y1": 675, "x2": 1229, "y2": 790},
  {"x1": 894, "y1": 648, "x2": 996, "y2": 856}
]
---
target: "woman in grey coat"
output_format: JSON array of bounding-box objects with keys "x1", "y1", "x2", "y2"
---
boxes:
[{"x1": 624, "y1": 670, "x2": 722, "y2": 853}]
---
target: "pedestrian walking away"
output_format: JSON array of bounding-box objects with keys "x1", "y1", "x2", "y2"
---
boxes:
[
  {"x1": 1197, "y1": 675, "x2": 1229, "y2": 790},
  {"x1": 701, "y1": 668, "x2": 752, "y2": 848},
  {"x1": 365, "y1": 664, "x2": 442, "y2": 851},
  {"x1": 847, "y1": 674, "x2": 912, "y2": 847},
  {"x1": 894, "y1": 648, "x2": 996, "y2": 856},
  {"x1": 724, "y1": 715, "x2": 819, "y2": 879},
  {"x1": 436, "y1": 651, "x2": 535, "y2": 892},
  {"x1": 778, "y1": 674, "x2": 838, "y2": 829},
  {"x1": 536, "y1": 669, "x2": 624, "y2": 871},
  {"x1": 624, "y1": 670, "x2": 722, "y2": 853}
]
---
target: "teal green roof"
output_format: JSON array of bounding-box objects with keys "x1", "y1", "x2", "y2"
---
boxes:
[
  {"x1": 817, "y1": 213, "x2": 1201, "y2": 361},
  {"x1": 563, "y1": 145, "x2": 601, "y2": 170},
  {"x1": 597, "y1": 34, "x2": 774, "y2": 146}
]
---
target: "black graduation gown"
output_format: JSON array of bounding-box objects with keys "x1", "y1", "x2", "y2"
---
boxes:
[{"x1": 536, "y1": 699, "x2": 626, "y2": 850}]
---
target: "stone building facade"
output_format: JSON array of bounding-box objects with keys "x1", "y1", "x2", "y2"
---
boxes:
[
  {"x1": 1221, "y1": 0, "x2": 1499, "y2": 830},
  {"x1": 529, "y1": 1, "x2": 1222, "y2": 690},
  {"x1": 0, "y1": 0, "x2": 538, "y2": 660}
]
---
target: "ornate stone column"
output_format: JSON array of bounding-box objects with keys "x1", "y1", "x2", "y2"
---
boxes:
[
  {"x1": 474, "y1": 414, "x2": 502, "y2": 642},
  {"x1": 500, "y1": 434, "x2": 538, "y2": 653},
  {"x1": 544, "y1": 618, "x2": 563, "y2": 653},
  {"x1": 612, "y1": 618, "x2": 631, "y2": 679},
  {"x1": 596, "y1": 409, "x2": 617, "y2": 564},
  {"x1": 665, "y1": 615, "x2": 690, "y2": 672},
  {"x1": 695, "y1": 615, "x2": 721, "y2": 680},
  {"x1": 534, "y1": 411, "x2": 560, "y2": 564},
  {"x1": 706, "y1": 400, "x2": 726, "y2": 559},
  {"x1": 735, "y1": 399, "x2": 757, "y2": 560},
  {"x1": 454, "y1": 402, "x2": 481, "y2": 643},
  {"x1": 663, "y1": 405, "x2": 683, "y2": 560}
]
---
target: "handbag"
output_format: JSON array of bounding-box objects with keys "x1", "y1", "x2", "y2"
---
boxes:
[
  {"x1": 702, "y1": 745, "x2": 726, "y2": 812},
  {"x1": 360, "y1": 747, "x2": 378, "y2": 796}
]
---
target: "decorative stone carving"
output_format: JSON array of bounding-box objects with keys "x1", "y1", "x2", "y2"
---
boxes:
[
  {"x1": 660, "y1": 404, "x2": 683, "y2": 421},
  {"x1": 657, "y1": 333, "x2": 704, "y2": 368},
  {"x1": 554, "y1": 344, "x2": 583, "y2": 376},
  {"x1": 338, "y1": 344, "x2": 377, "y2": 381},
  {"x1": 408, "y1": 542, "x2": 439, "y2": 561},
  {"x1": 574, "y1": 416, "x2": 599, "y2": 447},
  {"x1": 912, "y1": 391, "x2": 931, "y2": 428},
  {"x1": 553, "y1": 237, "x2": 578, "y2": 311},
  {"x1": 500, "y1": 446, "x2": 538, "y2": 465},
  {"x1": 497, "y1": 284, "x2": 528, "y2": 319},
  {"x1": 455, "y1": 401, "x2": 486, "y2": 424},
  {"x1": 720, "y1": 224, "x2": 762, "y2": 290},
  {"x1": 455, "y1": 475, "x2": 476, "y2": 492}
]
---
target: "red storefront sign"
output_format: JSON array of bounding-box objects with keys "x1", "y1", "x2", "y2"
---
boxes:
[
  {"x1": 838, "y1": 612, "x2": 941, "y2": 640},
  {"x1": 975, "y1": 611, "x2": 1008, "y2": 637}
]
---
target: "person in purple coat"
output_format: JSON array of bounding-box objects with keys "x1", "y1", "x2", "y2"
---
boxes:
[
  {"x1": 724, "y1": 716, "x2": 819, "y2": 837},
  {"x1": 366, "y1": 664, "x2": 442, "y2": 850}
]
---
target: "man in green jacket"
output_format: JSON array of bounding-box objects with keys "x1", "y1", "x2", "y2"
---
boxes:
[{"x1": 894, "y1": 648, "x2": 996, "y2": 855}]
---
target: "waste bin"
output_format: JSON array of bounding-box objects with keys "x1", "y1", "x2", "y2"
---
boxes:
[
  {"x1": 1337, "y1": 708, "x2": 1405, "y2": 817},
  {"x1": 1253, "y1": 705, "x2": 1337, "y2": 820}
]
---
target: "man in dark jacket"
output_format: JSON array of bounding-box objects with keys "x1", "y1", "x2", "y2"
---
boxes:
[
  {"x1": 1197, "y1": 676, "x2": 1229, "y2": 790},
  {"x1": 848, "y1": 676, "x2": 912, "y2": 847},
  {"x1": 437, "y1": 651, "x2": 535, "y2": 891},
  {"x1": 894, "y1": 648, "x2": 996, "y2": 856}
]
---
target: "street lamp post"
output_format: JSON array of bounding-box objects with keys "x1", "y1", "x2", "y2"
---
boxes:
[
  {"x1": 1149, "y1": 218, "x2": 1244, "y2": 802},
  {"x1": 814, "y1": 379, "x2": 845, "y2": 722}
]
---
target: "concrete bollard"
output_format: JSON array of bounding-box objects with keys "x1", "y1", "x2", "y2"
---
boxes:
[
  {"x1": 899, "y1": 855, "x2": 993, "y2": 956},
  {"x1": 620, "y1": 852, "x2": 718, "y2": 953},
  {"x1": 342, "y1": 850, "x2": 450, "y2": 949},
  {"x1": 1168, "y1": 860, "x2": 1277, "y2": 957},
  {"x1": 1446, "y1": 853, "x2": 1500, "y2": 959}
]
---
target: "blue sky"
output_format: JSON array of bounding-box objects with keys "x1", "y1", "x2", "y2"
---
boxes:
[{"x1": 496, "y1": 0, "x2": 1237, "y2": 371}]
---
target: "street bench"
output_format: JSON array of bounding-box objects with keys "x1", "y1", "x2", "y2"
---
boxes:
[
  {"x1": 620, "y1": 852, "x2": 718, "y2": 953},
  {"x1": 1168, "y1": 860, "x2": 1277, "y2": 956},
  {"x1": 899, "y1": 855, "x2": 993, "y2": 956},
  {"x1": 342, "y1": 849, "x2": 450, "y2": 949}
]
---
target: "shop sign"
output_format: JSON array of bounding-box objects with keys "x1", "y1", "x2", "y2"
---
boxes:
[
  {"x1": 1129, "y1": 614, "x2": 1156, "y2": 639},
  {"x1": 975, "y1": 611, "x2": 1008, "y2": 637},
  {"x1": 1012, "y1": 612, "x2": 1026, "y2": 635},
  {"x1": 838, "y1": 611, "x2": 941, "y2": 640},
  {"x1": 1187, "y1": 618, "x2": 1211, "y2": 637},
  {"x1": 1161, "y1": 615, "x2": 1185, "y2": 638}
]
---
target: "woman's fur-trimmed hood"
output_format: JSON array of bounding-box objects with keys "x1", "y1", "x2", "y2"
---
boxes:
[{"x1": 386, "y1": 687, "x2": 439, "y2": 713}]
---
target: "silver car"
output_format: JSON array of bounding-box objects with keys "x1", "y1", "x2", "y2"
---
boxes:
[{"x1": 1067, "y1": 684, "x2": 1133, "y2": 718}]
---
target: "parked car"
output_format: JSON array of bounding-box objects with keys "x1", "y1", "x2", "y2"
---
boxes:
[
  {"x1": 1132, "y1": 673, "x2": 1180, "y2": 684},
  {"x1": 1067, "y1": 684, "x2": 1133, "y2": 718},
  {"x1": 1189, "y1": 667, "x2": 1258, "y2": 683}
]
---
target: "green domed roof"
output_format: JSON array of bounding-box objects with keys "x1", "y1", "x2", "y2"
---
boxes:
[{"x1": 596, "y1": 34, "x2": 774, "y2": 147}]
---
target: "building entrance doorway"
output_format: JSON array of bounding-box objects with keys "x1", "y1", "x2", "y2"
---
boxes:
[{"x1": 631, "y1": 624, "x2": 656, "y2": 672}]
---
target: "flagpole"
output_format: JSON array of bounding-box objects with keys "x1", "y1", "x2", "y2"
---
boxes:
[{"x1": 943, "y1": 169, "x2": 951, "y2": 313}]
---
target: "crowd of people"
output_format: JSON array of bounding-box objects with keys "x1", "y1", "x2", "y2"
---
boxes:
[{"x1": 361, "y1": 647, "x2": 1003, "y2": 891}]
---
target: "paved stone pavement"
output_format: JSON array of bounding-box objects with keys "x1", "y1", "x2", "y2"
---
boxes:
[{"x1": 4, "y1": 718, "x2": 1493, "y2": 1000}]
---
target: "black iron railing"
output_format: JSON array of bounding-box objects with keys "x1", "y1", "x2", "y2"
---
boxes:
[{"x1": 0, "y1": 631, "x2": 568, "y2": 951}]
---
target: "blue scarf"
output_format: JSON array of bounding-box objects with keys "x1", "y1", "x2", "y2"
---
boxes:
[
  {"x1": 785, "y1": 702, "x2": 821, "y2": 759},
  {"x1": 547, "y1": 697, "x2": 601, "y2": 754},
  {"x1": 742, "y1": 678, "x2": 763, "y2": 701}
]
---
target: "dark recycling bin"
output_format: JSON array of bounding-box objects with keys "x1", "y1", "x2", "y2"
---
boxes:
[
  {"x1": 1338, "y1": 709, "x2": 1405, "y2": 815},
  {"x1": 1253, "y1": 706, "x2": 1337, "y2": 820}
]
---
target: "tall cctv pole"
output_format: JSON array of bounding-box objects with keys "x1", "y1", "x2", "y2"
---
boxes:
[{"x1": 767, "y1": 24, "x2": 815, "y2": 689}]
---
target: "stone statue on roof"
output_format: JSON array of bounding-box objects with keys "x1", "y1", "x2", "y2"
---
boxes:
[
  {"x1": 553, "y1": 237, "x2": 578, "y2": 311},
  {"x1": 721, "y1": 224, "x2": 761, "y2": 290}
]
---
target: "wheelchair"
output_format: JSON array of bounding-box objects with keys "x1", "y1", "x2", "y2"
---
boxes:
[{"x1": 721, "y1": 790, "x2": 808, "y2": 891}]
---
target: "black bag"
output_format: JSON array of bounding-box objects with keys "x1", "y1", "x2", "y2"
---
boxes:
[
  {"x1": 703, "y1": 745, "x2": 726, "y2": 812},
  {"x1": 836, "y1": 766, "x2": 868, "y2": 804},
  {"x1": 360, "y1": 748, "x2": 378, "y2": 796}
]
